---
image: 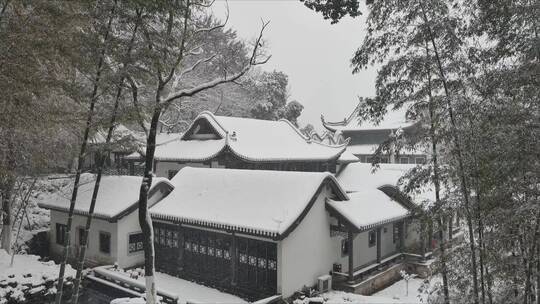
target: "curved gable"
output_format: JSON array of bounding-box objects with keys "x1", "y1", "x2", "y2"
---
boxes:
[{"x1": 182, "y1": 113, "x2": 225, "y2": 140}]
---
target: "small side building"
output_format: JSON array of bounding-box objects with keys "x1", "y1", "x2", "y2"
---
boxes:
[{"x1": 38, "y1": 174, "x2": 173, "y2": 268}]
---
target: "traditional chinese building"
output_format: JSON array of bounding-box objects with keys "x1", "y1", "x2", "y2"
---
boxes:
[
  {"x1": 147, "y1": 166, "x2": 425, "y2": 300},
  {"x1": 321, "y1": 103, "x2": 427, "y2": 164},
  {"x1": 126, "y1": 111, "x2": 359, "y2": 178}
]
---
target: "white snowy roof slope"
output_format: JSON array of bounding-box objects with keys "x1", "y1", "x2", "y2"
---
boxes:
[
  {"x1": 212, "y1": 114, "x2": 348, "y2": 161},
  {"x1": 150, "y1": 167, "x2": 348, "y2": 239},
  {"x1": 327, "y1": 190, "x2": 410, "y2": 231},
  {"x1": 338, "y1": 162, "x2": 436, "y2": 209},
  {"x1": 38, "y1": 174, "x2": 172, "y2": 220},
  {"x1": 128, "y1": 112, "x2": 354, "y2": 162},
  {"x1": 322, "y1": 104, "x2": 416, "y2": 132},
  {"x1": 338, "y1": 163, "x2": 416, "y2": 192}
]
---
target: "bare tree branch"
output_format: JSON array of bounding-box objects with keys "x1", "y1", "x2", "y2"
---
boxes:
[
  {"x1": 126, "y1": 76, "x2": 149, "y2": 136},
  {"x1": 179, "y1": 54, "x2": 216, "y2": 79},
  {"x1": 162, "y1": 20, "x2": 271, "y2": 106},
  {"x1": 193, "y1": 0, "x2": 229, "y2": 35},
  {"x1": 162, "y1": 0, "x2": 192, "y2": 86}
]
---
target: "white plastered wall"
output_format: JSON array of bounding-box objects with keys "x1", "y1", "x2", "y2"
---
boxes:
[
  {"x1": 332, "y1": 230, "x2": 377, "y2": 273},
  {"x1": 278, "y1": 186, "x2": 336, "y2": 297},
  {"x1": 380, "y1": 223, "x2": 399, "y2": 258},
  {"x1": 116, "y1": 211, "x2": 144, "y2": 268},
  {"x1": 49, "y1": 210, "x2": 118, "y2": 266}
]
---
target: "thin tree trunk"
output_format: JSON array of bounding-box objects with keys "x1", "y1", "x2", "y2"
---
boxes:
[
  {"x1": 71, "y1": 8, "x2": 140, "y2": 302},
  {"x1": 70, "y1": 84, "x2": 123, "y2": 303},
  {"x1": 419, "y1": 5, "x2": 480, "y2": 303},
  {"x1": 1, "y1": 132, "x2": 16, "y2": 253},
  {"x1": 536, "y1": 239, "x2": 539, "y2": 304},
  {"x1": 54, "y1": 3, "x2": 116, "y2": 303},
  {"x1": 524, "y1": 212, "x2": 540, "y2": 304},
  {"x1": 476, "y1": 199, "x2": 486, "y2": 304},
  {"x1": 138, "y1": 104, "x2": 162, "y2": 304},
  {"x1": 424, "y1": 41, "x2": 450, "y2": 304},
  {"x1": 0, "y1": 184, "x2": 13, "y2": 252},
  {"x1": 9, "y1": 178, "x2": 37, "y2": 266}
]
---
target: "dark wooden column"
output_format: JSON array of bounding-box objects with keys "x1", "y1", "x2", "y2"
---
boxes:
[
  {"x1": 420, "y1": 221, "x2": 427, "y2": 260},
  {"x1": 376, "y1": 227, "x2": 382, "y2": 263},
  {"x1": 399, "y1": 221, "x2": 405, "y2": 253},
  {"x1": 347, "y1": 230, "x2": 354, "y2": 283},
  {"x1": 178, "y1": 224, "x2": 184, "y2": 271},
  {"x1": 231, "y1": 232, "x2": 237, "y2": 286}
]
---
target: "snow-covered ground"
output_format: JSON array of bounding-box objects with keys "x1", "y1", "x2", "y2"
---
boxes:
[
  {"x1": 0, "y1": 249, "x2": 75, "y2": 303},
  {"x1": 152, "y1": 271, "x2": 247, "y2": 304},
  {"x1": 373, "y1": 276, "x2": 442, "y2": 303},
  {"x1": 0, "y1": 249, "x2": 75, "y2": 286},
  {"x1": 104, "y1": 266, "x2": 246, "y2": 304},
  {"x1": 295, "y1": 276, "x2": 442, "y2": 304}
]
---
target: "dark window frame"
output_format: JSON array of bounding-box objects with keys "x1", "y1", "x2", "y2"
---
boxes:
[
  {"x1": 393, "y1": 223, "x2": 399, "y2": 244},
  {"x1": 340, "y1": 238, "x2": 349, "y2": 257},
  {"x1": 368, "y1": 230, "x2": 376, "y2": 248},
  {"x1": 56, "y1": 223, "x2": 67, "y2": 245},
  {"x1": 128, "y1": 232, "x2": 144, "y2": 254},
  {"x1": 78, "y1": 227, "x2": 88, "y2": 246},
  {"x1": 99, "y1": 231, "x2": 111, "y2": 254}
]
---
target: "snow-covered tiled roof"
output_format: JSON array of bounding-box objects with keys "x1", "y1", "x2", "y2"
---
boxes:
[
  {"x1": 127, "y1": 112, "x2": 354, "y2": 163},
  {"x1": 150, "y1": 167, "x2": 348, "y2": 239},
  {"x1": 337, "y1": 163, "x2": 415, "y2": 192},
  {"x1": 346, "y1": 144, "x2": 380, "y2": 156},
  {"x1": 337, "y1": 150, "x2": 360, "y2": 163},
  {"x1": 337, "y1": 163, "x2": 435, "y2": 209},
  {"x1": 38, "y1": 174, "x2": 173, "y2": 221},
  {"x1": 322, "y1": 104, "x2": 417, "y2": 132},
  {"x1": 327, "y1": 190, "x2": 410, "y2": 232}
]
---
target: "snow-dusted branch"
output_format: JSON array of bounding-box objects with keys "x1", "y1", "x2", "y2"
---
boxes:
[
  {"x1": 193, "y1": 0, "x2": 229, "y2": 35},
  {"x1": 191, "y1": 0, "x2": 216, "y2": 8},
  {"x1": 179, "y1": 54, "x2": 216, "y2": 79},
  {"x1": 162, "y1": 20, "x2": 271, "y2": 106},
  {"x1": 126, "y1": 76, "x2": 149, "y2": 136},
  {"x1": 161, "y1": 0, "x2": 193, "y2": 86}
]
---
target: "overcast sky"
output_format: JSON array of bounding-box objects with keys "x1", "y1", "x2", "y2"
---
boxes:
[{"x1": 212, "y1": 0, "x2": 377, "y2": 131}]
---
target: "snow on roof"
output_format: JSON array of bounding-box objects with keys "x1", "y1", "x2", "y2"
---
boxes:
[
  {"x1": 150, "y1": 167, "x2": 348, "y2": 239},
  {"x1": 346, "y1": 144, "x2": 380, "y2": 155},
  {"x1": 131, "y1": 138, "x2": 226, "y2": 162},
  {"x1": 38, "y1": 174, "x2": 172, "y2": 220},
  {"x1": 322, "y1": 104, "x2": 416, "y2": 132},
  {"x1": 338, "y1": 163, "x2": 415, "y2": 192},
  {"x1": 127, "y1": 112, "x2": 350, "y2": 162},
  {"x1": 337, "y1": 150, "x2": 360, "y2": 163},
  {"x1": 214, "y1": 114, "x2": 348, "y2": 161},
  {"x1": 337, "y1": 162, "x2": 435, "y2": 208},
  {"x1": 327, "y1": 190, "x2": 410, "y2": 231}
]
